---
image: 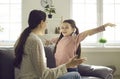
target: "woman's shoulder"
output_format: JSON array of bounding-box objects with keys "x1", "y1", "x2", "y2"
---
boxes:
[{"x1": 27, "y1": 33, "x2": 42, "y2": 44}]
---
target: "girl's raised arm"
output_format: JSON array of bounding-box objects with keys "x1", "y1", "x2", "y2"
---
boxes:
[{"x1": 75, "y1": 23, "x2": 116, "y2": 45}]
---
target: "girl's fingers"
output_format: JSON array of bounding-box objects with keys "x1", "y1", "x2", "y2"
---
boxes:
[
  {"x1": 111, "y1": 24, "x2": 116, "y2": 27},
  {"x1": 105, "y1": 23, "x2": 116, "y2": 27},
  {"x1": 71, "y1": 55, "x2": 78, "y2": 61},
  {"x1": 108, "y1": 23, "x2": 116, "y2": 27}
]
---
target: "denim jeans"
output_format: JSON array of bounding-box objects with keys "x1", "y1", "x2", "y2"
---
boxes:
[
  {"x1": 67, "y1": 68, "x2": 78, "y2": 72},
  {"x1": 57, "y1": 72, "x2": 81, "y2": 79}
]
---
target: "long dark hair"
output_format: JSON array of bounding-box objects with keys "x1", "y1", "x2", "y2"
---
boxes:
[
  {"x1": 14, "y1": 10, "x2": 46, "y2": 68},
  {"x1": 54, "y1": 19, "x2": 81, "y2": 58}
]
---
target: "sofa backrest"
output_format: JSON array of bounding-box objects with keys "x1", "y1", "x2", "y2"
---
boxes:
[{"x1": 44, "y1": 46, "x2": 56, "y2": 68}]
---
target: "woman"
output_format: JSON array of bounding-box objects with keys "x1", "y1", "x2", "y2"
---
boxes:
[{"x1": 14, "y1": 10, "x2": 86, "y2": 79}]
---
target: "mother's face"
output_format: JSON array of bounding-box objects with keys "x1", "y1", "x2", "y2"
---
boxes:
[{"x1": 40, "y1": 20, "x2": 47, "y2": 30}]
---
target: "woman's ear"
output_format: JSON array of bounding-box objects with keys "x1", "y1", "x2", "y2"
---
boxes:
[
  {"x1": 40, "y1": 20, "x2": 44, "y2": 24},
  {"x1": 40, "y1": 20, "x2": 45, "y2": 26}
]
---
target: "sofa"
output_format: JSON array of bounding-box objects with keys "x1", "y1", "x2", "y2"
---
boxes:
[{"x1": 0, "y1": 46, "x2": 114, "y2": 79}]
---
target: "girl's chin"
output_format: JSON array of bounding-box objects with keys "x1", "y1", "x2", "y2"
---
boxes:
[{"x1": 63, "y1": 34, "x2": 70, "y2": 37}]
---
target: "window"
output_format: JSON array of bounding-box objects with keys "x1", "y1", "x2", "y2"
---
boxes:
[
  {"x1": 0, "y1": 0, "x2": 21, "y2": 46},
  {"x1": 71, "y1": 0, "x2": 120, "y2": 47},
  {"x1": 103, "y1": 0, "x2": 120, "y2": 46}
]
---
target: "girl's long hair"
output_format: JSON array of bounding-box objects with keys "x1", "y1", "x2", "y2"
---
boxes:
[
  {"x1": 14, "y1": 10, "x2": 46, "y2": 68},
  {"x1": 53, "y1": 19, "x2": 81, "y2": 58}
]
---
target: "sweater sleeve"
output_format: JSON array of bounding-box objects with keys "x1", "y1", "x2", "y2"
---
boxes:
[
  {"x1": 27, "y1": 37, "x2": 67, "y2": 79},
  {"x1": 75, "y1": 25, "x2": 105, "y2": 46},
  {"x1": 42, "y1": 64, "x2": 67, "y2": 79}
]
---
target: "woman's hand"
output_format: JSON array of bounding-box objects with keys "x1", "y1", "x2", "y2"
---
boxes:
[
  {"x1": 103, "y1": 23, "x2": 116, "y2": 27},
  {"x1": 66, "y1": 55, "x2": 87, "y2": 68}
]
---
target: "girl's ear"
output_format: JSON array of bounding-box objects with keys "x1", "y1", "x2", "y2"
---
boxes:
[
  {"x1": 72, "y1": 28, "x2": 77, "y2": 36},
  {"x1": 73, "y1": 28, "x2": 76, "y2": 33}
]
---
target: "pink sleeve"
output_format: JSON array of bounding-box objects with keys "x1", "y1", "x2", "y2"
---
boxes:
[
  {"x1": 50, "y1": 37, "x2": 59, "y2": 44},
  {"x1": 75, "y1": 25, "x2": 105, "y2": 45}
]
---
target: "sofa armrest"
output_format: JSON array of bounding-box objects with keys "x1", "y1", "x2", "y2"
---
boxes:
[{"x1": 78, "y1": 64, "x2": 113, "y2": 79}]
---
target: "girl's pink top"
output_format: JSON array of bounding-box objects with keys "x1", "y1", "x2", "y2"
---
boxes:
[{"x1": 51, "y1": 26, "x2": 105, "y2": 66}]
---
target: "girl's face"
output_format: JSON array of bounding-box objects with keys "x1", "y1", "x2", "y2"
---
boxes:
[{"x1": 60, "y1": 22, "x2": 74, "y2": 36}]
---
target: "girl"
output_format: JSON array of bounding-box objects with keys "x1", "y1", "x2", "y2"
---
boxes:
[
  {"x1": 45, "y1": 19, "x2": 115, "y2": 71},
  {"x1": 14, "y1": 10, "x2": 86, "y2": 79}
]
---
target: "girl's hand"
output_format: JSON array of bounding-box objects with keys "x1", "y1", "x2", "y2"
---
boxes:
[
  {"x1": 103, "y1": 23, "x2": 116, "y2": 27},
  {"x1": 66, "y1": 55, "x2": 87, "y2": 68},
  {"x1": 45, "y1": 40, "x2": 52, "y2": 46}
]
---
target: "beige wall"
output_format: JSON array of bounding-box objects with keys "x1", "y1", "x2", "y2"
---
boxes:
[
  {"x1": 22, "y1": 0, "x2": 71, "y2": 32},
  {"x1": 22, "y1": 0, "x2": 43, "y2": 30},
  {"x1": 22, "y1": 0, "x2": 120, "y2": 75}
]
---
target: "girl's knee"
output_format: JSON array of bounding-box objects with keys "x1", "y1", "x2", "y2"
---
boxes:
[{"x1": 70, "y1": 72, "x2": 81, "y2": 79}]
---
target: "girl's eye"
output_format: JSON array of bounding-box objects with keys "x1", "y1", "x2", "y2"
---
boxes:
[
  {"x1": 60, "y1": 27, "x2": 64, "y2": 29},
  {"x1": 65, "y1": 27, "x2": 69, "y2": 29},
  {"x1": 60, "y1": 26, "x2": 69, "y2": 29}
]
